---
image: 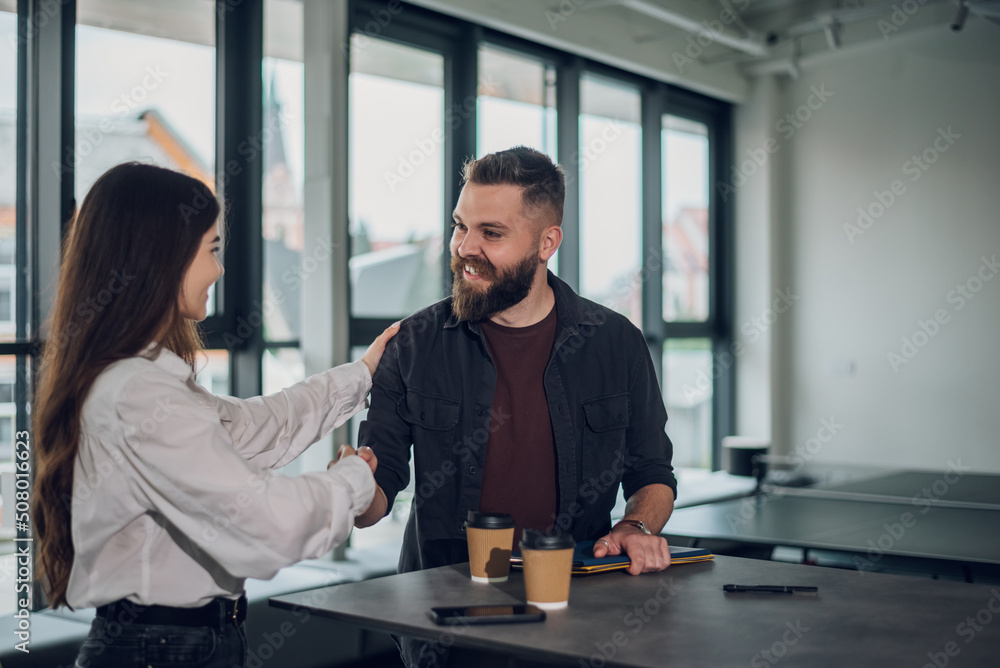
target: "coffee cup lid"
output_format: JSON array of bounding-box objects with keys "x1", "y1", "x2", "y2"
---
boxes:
[
  {"x1": 465, "y1": 511, "x2": 516, "y2": 530},
  {"x1": 519, "y1": 528, "x2": 575, "y2": 550}
]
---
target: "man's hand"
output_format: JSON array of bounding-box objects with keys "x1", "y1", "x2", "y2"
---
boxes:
[
  {"x1": 331, "y1": 444, "x2": 377, "y2": 474},
  {"x1": 592, "y1": 525, "x2": 671, "y2": 575},
  {"x1": 355, "y1": 485, "x2": 388, "y2": 528}
]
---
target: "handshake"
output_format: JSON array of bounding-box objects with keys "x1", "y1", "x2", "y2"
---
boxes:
[{"x1": 329, "y1": 444, "x2": 378, "y2": 475}]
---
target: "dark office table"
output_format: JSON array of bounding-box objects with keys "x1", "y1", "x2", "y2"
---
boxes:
[
  {"x1": 270, "y1": 555, "x2": 1000, "y2": 667},
  {"x1": 662, "y1": 470, "x2": 1000, "y2": 573}
]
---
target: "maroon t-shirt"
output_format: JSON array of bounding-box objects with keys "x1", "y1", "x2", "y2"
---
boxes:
[{"x1": 478, "y1": 305, "x2": 559, "y2": 547}]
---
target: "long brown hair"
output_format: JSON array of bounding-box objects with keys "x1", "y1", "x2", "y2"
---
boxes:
[{"x1": 32, "y1": 162, "x2": 220, "y2": 608}]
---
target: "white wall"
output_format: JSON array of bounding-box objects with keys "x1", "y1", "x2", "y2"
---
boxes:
[{"x1": 735, "y1": 19, "x2": 1000, "y2": 472}]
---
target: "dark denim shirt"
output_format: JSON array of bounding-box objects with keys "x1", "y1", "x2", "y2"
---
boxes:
[{"x1": 359, "y1": 271, "x2": 677, "y2": 574}]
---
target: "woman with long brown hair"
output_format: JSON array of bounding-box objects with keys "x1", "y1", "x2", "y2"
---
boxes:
[{"x1": 31, "y1": 162, "x2": 396, "y2": 668}]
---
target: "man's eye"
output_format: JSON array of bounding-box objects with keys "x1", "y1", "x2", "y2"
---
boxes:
[{"x1": 484, "y1": 231, "x2": 500, "y2": 239}]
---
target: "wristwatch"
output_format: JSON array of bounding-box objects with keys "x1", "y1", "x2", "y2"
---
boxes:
[{"x1": 612, "y1": 518, "x2": 651, "y2": 535}]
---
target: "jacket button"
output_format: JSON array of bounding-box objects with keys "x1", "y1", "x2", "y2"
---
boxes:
[
  {"x1": 476, "y1": 408, "x2": 486, "y2": 417},
  {"x1": 419, "y1": 411, "x2": 426, "y2": 420},
  {"x1": 617, "y1": 414, "x2": 624, "y2": 423},
  {"x1": 469, "y1": 466, "x2": 477, "y2": 474},
  {"x1": 460, "y1": 524, "x2": 466, "y2": 532}
]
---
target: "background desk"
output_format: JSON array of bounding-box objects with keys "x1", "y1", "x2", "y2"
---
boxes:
[
  {"x1": 663, "y1": 470, "x2": 1000, "y2": 580},
  {"x1": 271, "y1": 555, "x2": 1000, "y2": 667}
]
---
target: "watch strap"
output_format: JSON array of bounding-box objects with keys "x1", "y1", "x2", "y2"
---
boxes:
[{"x1": 613, "y1": 519, "x2": 651, "y2": 535}]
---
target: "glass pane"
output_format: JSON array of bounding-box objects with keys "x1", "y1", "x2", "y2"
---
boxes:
[
  {"x1": 0, "y1": 355, "x2": 13, "y2": 464},
  {"x1": 349, "y1": 37, "x2": 445, "y2": 319},
  {"x1": 0, "y1": 9, "x2": 16, "y2": 343},
  {"x1": 263, "y1": 0, "x2": 304, "y2": 343},
  {"x1": 663, "y1": 338, "x2": 712, "y2": 469},
  {"x1": 477, "y1": 45, "x2": 558, "y2": 271},
  {"x1": 75, "y1": 3, "x2": 216, "y2": 194},
  {"x1": 663, "y1": 115, "x2": 710, "y2": 322},
  {"x1": 262, "y1": 347, "x2": 305, "y2": 396},
  {"x1": 579, "y1": 75, "x2": 642, "y2": 327},
  {"x1": 348, "y1": 346, "x2": 411, "y2": 550},
  {"x1": 195, "y1": 350, "x2": 230, "y2": 396},
  {"x1": 76, "y1": 2, "x2": 217, "y2": 315},
  {"x1": 477, "y1": 45, "x2": 556, "y2": 159}
]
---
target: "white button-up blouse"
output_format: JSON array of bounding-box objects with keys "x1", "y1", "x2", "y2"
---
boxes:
[{"x1": 65, "y1": 346, "x2": 376, "y2": 609}]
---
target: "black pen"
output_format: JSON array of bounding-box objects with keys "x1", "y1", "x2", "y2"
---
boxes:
[{"x1": 723, "y1": 584, "x2": 818, "y2": 594}]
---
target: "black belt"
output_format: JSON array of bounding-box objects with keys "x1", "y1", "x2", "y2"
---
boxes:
[{"x1": 96, "y1": 593, "x2": 247, "y2": 629}]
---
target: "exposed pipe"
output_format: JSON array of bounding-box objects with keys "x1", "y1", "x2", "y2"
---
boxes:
[{"x1": 615, "y1": 0, "x2": 769, "y2": 57}]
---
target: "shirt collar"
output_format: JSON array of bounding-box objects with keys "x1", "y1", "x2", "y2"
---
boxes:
[{"x1": 140, "y1": 342, "x2": 196, "y2": 381}]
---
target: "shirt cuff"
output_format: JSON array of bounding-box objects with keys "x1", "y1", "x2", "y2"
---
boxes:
[
  {"x1": 340, "y1": 359, "x2": 373, "y2": 417},
  {"x1": 325, "y1": 454, "x2": 377, "y2": 518}
]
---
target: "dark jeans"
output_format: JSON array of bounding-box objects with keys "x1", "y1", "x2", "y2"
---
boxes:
[{"x1": 75, "y1": 615, "x2": 247, "y2": 668}]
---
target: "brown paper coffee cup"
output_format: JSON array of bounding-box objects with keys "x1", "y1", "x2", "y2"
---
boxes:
[
  {"x1": 465, "y1": 512, "x2": 516, "y2": 583},
  {"x1": 520, "y1": 529, "x2": 575, "y2": 610}
]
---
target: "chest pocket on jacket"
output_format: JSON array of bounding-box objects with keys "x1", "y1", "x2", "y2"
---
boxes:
[
  {"x1": 398, "y1": 389, "x2": 460, "y2": 434},
  {"x1": 581, "y1": 393, "x2": 630, "y2": 479}
]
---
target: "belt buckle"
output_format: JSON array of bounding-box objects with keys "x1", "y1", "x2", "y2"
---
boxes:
[{"x1": 232, "y1": 597, "x2": 239, "y2": 625}]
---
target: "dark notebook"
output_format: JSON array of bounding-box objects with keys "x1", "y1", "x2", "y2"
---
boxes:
[{"x1": 511, "y1": 540, "x2": 713, "y2": 575}]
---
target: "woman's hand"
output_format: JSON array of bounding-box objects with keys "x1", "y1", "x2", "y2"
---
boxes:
[{"x1": 361, "y1": 322, "x2": 401, "y2": 379}]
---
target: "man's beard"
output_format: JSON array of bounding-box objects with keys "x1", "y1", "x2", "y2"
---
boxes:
[{"x1": 451, "y1": 252, "x2": 539, "y2": 322}]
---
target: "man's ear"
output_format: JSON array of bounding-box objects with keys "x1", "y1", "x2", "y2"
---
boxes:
[{"x1": 539, "y1": 225, "x2": 562, "y2": 261}]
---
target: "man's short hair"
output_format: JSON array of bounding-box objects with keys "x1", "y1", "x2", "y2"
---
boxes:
[{"x1": 461, "y1": 146, "x2": 565, "y2": 226}]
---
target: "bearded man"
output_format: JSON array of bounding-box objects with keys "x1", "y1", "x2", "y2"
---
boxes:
[{"x1": 356, "y1": 146, "x2": 677, "y2": 668}]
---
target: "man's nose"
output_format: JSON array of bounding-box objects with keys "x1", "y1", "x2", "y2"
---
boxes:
[{"x1": 457, "y1": 234, "x2": 481, "y2": 258}]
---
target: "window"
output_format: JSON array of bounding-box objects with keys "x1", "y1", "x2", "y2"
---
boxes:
[
  {"x1": 0, "y1": 8, "x2": 17, "y2": 344},
  {"x1": 663, "y1": 115, "x2": 710, "y2": 322},
  {"x1": 663, "y1": 339, "x2": 713, "y2": 468},
  {"x1": 349, "y1": 37, "x2": 446, "y2": 320},
  {"x1": 263, "y1": 0, "x2": 305, "y2": 345},
  {"x1": 75, "y1": 0, "x2": 219, "y2": 318},
  {"x1": 579, "y1": 74, "x2": 643, "y2": 327},
  {"x1": 477, "y1": 45, "x2": 558, "y2": 271}
]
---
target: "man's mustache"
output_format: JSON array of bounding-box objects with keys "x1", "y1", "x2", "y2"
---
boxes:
[{"x1": 451, "y1": 255, "x2": 496, "y2": 281}]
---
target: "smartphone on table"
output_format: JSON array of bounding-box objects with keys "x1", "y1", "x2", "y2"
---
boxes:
[{"x1": 430, "y1": 604, "x2": 546, "y2": 625}]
